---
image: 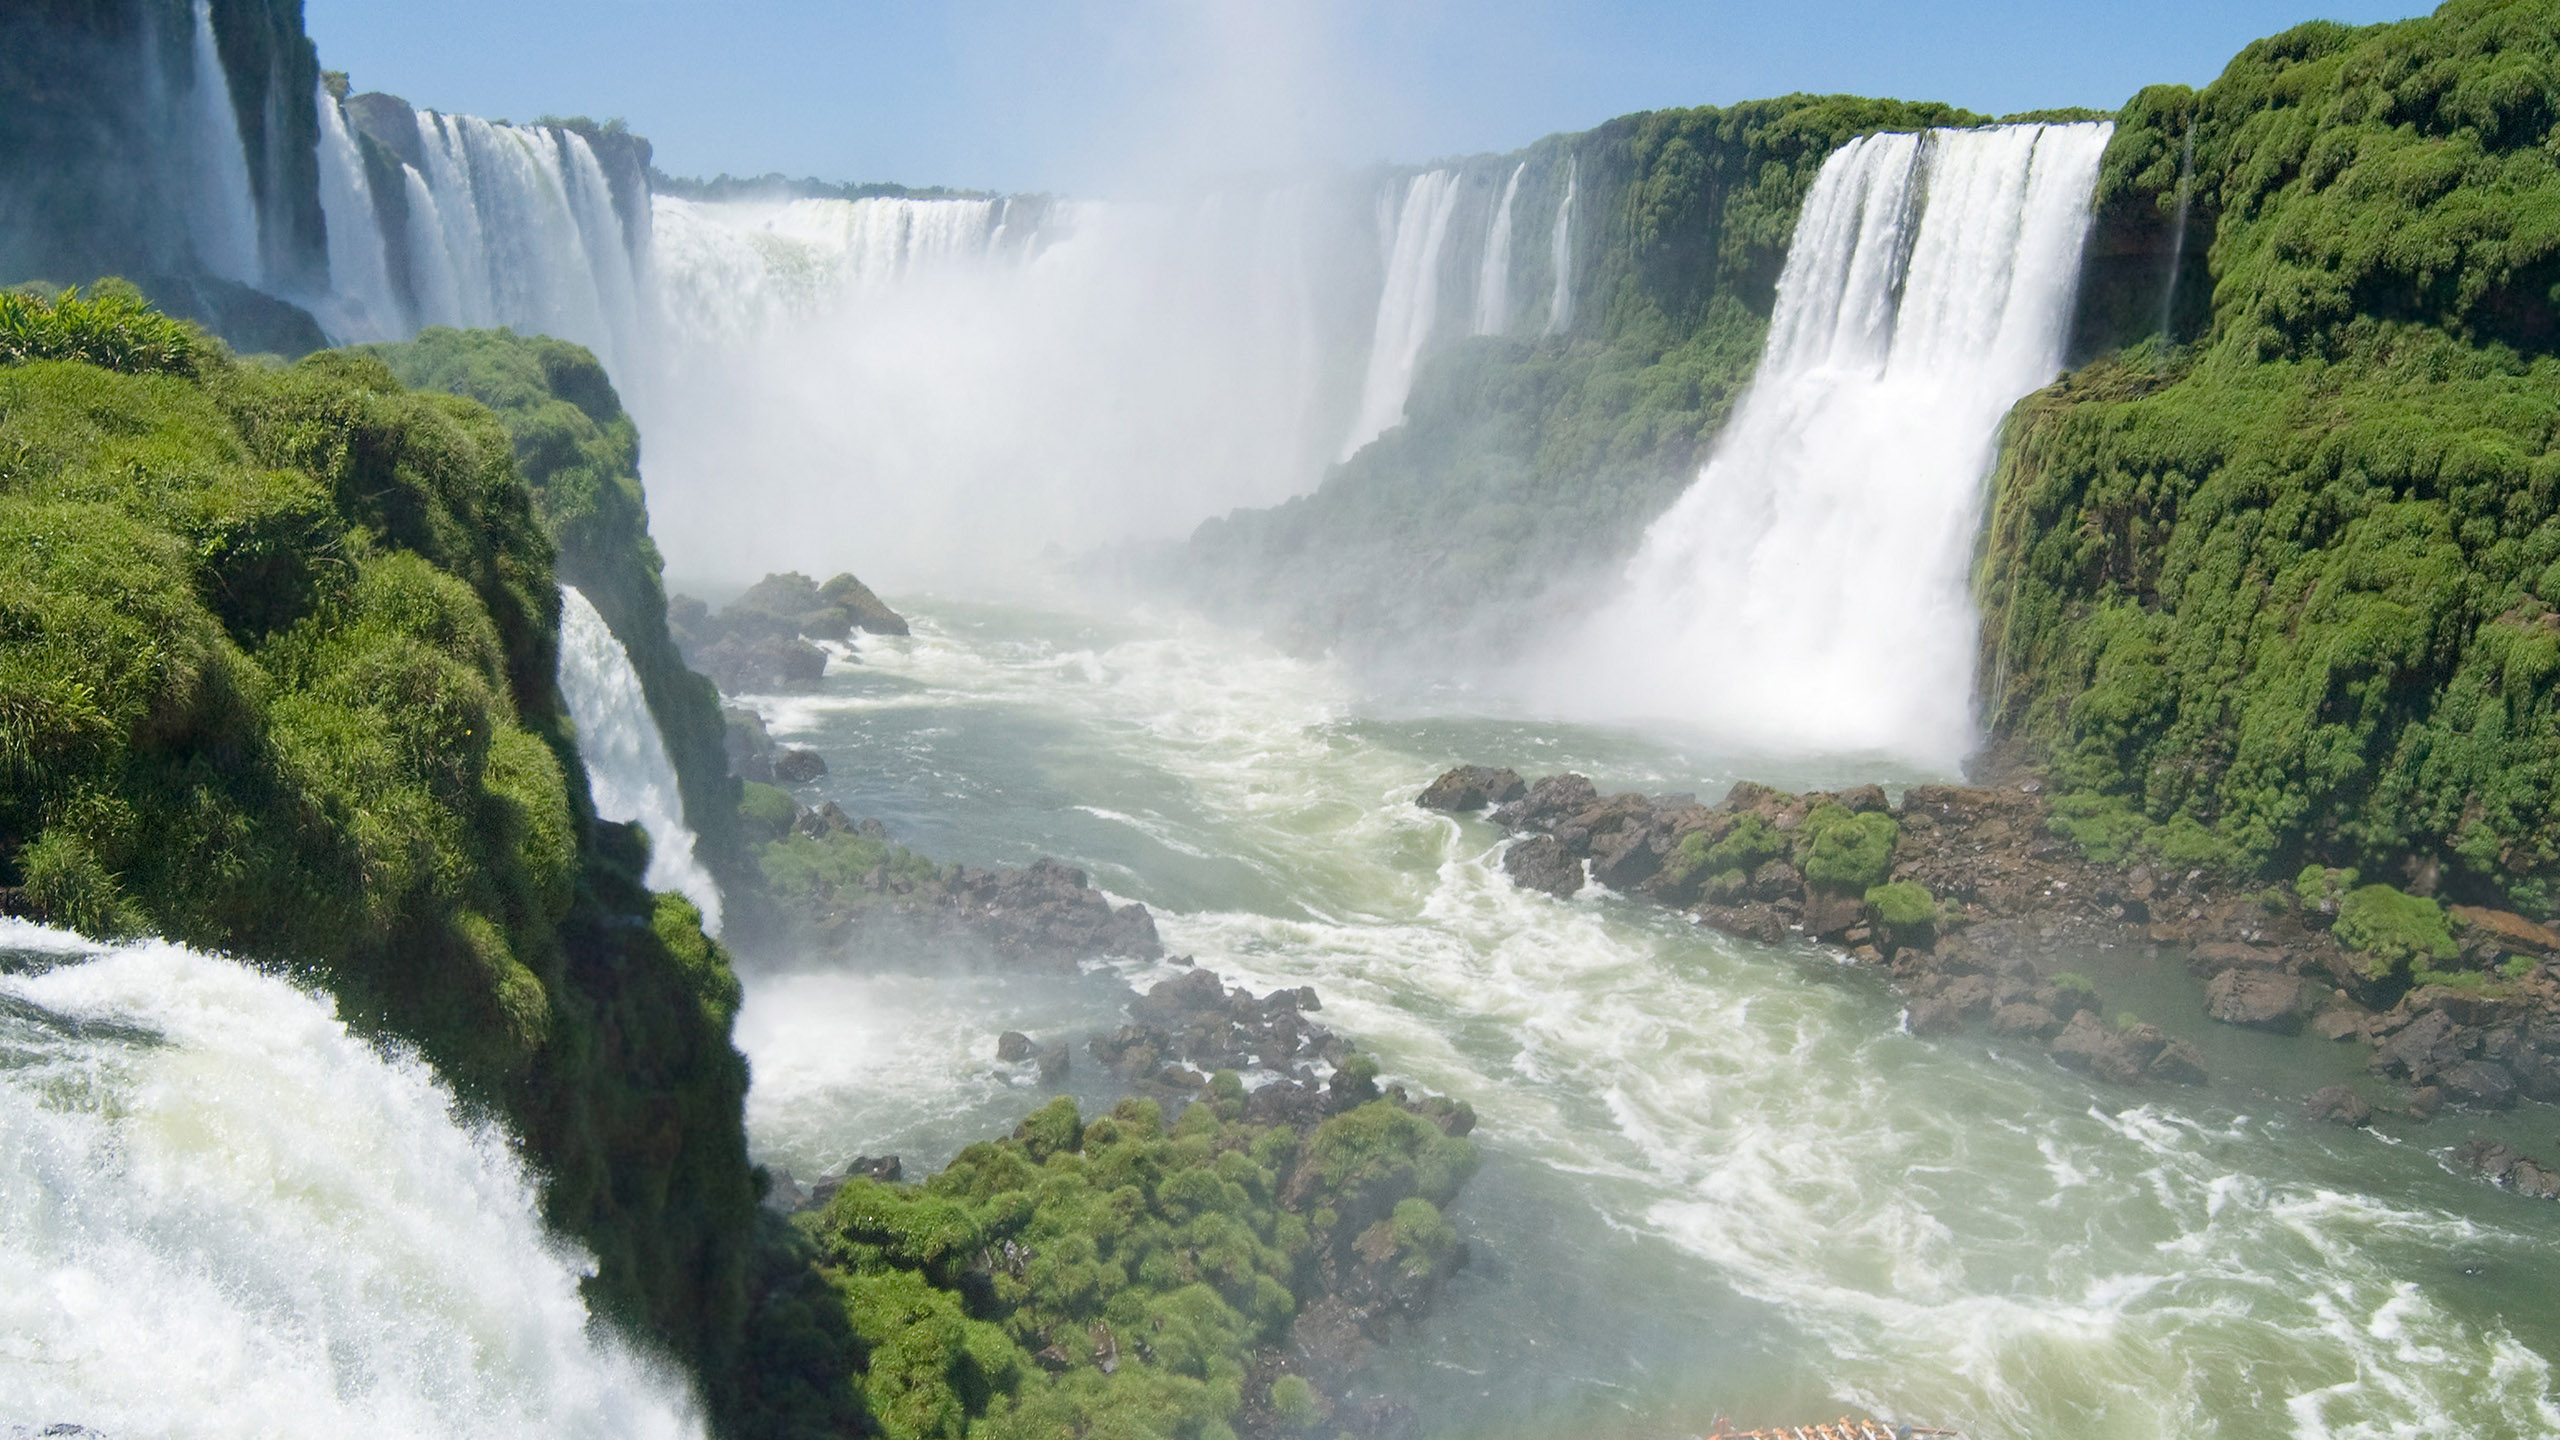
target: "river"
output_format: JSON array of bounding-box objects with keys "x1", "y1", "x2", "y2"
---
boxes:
[{"x1": 724, "y1": 592, "x2": 2560, "y2": 1440}]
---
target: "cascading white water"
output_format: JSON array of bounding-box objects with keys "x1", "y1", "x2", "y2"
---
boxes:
[
  {"x1": 636, "y1": 189, "x2": 1338, "y2": 585},
  {"x1": 392, "y1": 111, "x2": 643, "y2": 371},
  {"x1": 1473, "y1": 164, "x2": 1524, "y2": 336},
  {"x1": 183, "y1": 0, "x2": 261, "y2": 285},
  {"x1": 312, "y1": 86, "x2": 404, "y2": 341},
  {"x1": 1548, "y1": 123, "x2": 2110, "y2": 771},
  {"x1": 1340, "y1": 169, "x2": 1463, "y2": 460},
  {"x1": 0, "y1": 921, "x2": 704, "y2": 1437},
  {"x1": 555, "y1": 587, "x2": 723, "y2": 932},
  {"x1": 1545, "y1": 157, "x2": 1576, "y2": 334}
]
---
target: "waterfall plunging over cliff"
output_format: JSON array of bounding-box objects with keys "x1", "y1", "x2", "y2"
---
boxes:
[
  {"x1": 1551, "y1": 123, "x2": 2109, "y2": 769},
  {"x1": 1544, "y1": 157, "x2": 1576, "y2": 335},
  {"x1": 1473, "y1": 164, "x2": 1524, "y2": 336},
  {"x1": 557, "y1": 587, "x2": 723, "y2": 931},
  {"x1": 314, "y1": 87, "x2": 403, "y2": 340},
  {"x1": 184, "y1": 0, "x2": 262, "y2": 286},
  {"x1": 0, "y1": 922, "x2": 704, "y2": 1437},
  {"x1": 1342, "y1": 170, "x2": 1462, "y2": 459}
]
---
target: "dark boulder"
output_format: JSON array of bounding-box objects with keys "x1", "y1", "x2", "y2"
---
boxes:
[
  {"x1": 2441, "y1": 1059, "x2": 2518, "y2": 1110},
  {"x1": 2203, "y1": 968, "x2": 2311, "y2": 1033},
  {"x1": 1416, "y1": 765, "x2": 1527, "y2": 812},
  {"x1": 1492, "y1": 773, "x2": 1599, "y2": 833},
  {"x1": 2371, "y1": 1009, "x2": 2468, "y2": 1086},
  {"x1": 820, "y1": 571, "x2": 910, "y2": 636},
  {"x1": 997, "y1": 1031, "x2": 1035, "y2": 1063},
  {"x1": 724, "y1": 705, "x2": 778, "y2": 780},
  {"x1": 773, "y1": 746, "x2": 828, "y2": 783},
  {"x1": 2302, "y1": 1085, "x2": 2373, "y2": 1126},
  {"x1": 1503, "y1": 835, "x2": 1584, "y2": 898},
  {"x1": 2455, "y1": 1139, "x2": 2560, "y2": 1199}
]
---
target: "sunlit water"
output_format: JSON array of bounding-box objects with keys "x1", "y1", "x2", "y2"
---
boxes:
[{"x1": 728, "y1": 594, "x2": 2560, "y2": 1439}]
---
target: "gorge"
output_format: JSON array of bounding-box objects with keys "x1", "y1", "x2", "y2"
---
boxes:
[{"x1": 4, "y1": 2, "x2": 2560, "y2": 1437}]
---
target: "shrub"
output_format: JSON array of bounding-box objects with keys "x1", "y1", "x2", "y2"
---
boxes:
[
  {"x1": 1864, "y1": 881, "x2": 1937, "y2": 946},
  {"x1": 2332, "y1": 883, "x2": 2458, "y2": 976},
  {"x1": 1798, "y1": 805, "x2": 1898, "y2": 894}
]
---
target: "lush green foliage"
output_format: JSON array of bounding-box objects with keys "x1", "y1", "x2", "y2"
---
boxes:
[
  {"x1": 808, "y1": 1093, "x2": 1476, "y2": 1440},
  {"x1": 365, "y1": 328, "x2": 752, "y2": 914},
  {"x1": 0, "y1": 281, "x2": 208, "y2": 376},
  {"x1": 0, "y1": 320, "x2": 757, "y2": 1399},
  {"x1": 1864, "y1": 880, "x2": 1939, "y2": 946},
  {"x1": 1983, "y1": 1, "x2": 2560, "y2": 912},
  {"x1": 1797, "y1": 805, "x2": 1899, "y2": 894},
  {"x1": 1186, "y1": 95, "x2": 1983, "y2": 658},
  {"x1": 2334, "y1": 880, "x2": 2461, "y2": 973}
]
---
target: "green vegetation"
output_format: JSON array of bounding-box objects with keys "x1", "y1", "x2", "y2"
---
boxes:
[
  {"x1": 1798, "y1": 804, "x2": 1899, "y2": 894},
  {"x1": 0, "y1": 288, "x2": 756, "y2": 1405},
  {"x1": 1186, "y1": 95, "x2": 1984, "y2": 656},
  {"x1": 365, "y1": 328, "x2": 752, "y2": 922},
  {"x1": 1864, "y1": 880, "x2": 1939, "y2": 947},
  {"x1": 2334, "y1": 881, "x2": 2460, "y2": 976},
  {"x1": 1982, "y1": 0, "x2": 2560, "y2": 914},
  {"x1": 805, "y1": 1092, "x2": 1476, "y2": 1440}
]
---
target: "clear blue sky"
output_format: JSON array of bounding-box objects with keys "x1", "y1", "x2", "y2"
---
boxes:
[{"x1": 304, "y1": 0, "x2": 2433, "y2": 195}]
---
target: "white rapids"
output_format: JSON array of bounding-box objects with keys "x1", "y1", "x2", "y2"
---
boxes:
[{"x1": 0, "y1": 921, "x2": 704, "y2": 1438}]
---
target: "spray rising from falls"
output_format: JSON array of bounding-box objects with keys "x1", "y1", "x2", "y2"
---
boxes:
[
  {"x1": 0, "y1": 922, "x2": 703, "y2": 1438},
  {"x1": 1342, "y1": 170, "x2": 1463, "y2": 460},
  {"x1": 1552, "y1": 123, "x2": 2109, "y2": 770},
  {"x1": 556, "y1": 587, "x2": 722, "y2": 932},
  {"x1": 638, "y1": 190, "x2": 1341, "y2": 585},
  {"x1": 1473, "y1": 164, "x2": 1524, "y2": 336}
]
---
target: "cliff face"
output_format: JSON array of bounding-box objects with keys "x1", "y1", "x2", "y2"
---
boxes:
[
  {"x1": 0, "y1": 287, "x2": 757, "y2": 1401},
  {"x1": 368, "y1": 326, "x2": 759, "y2": 930},
  {"x1": 1979, "y1": 0, "x2": 2560, "y2": 914},
  {"x1": 0, "y1": 0, "x2": 327, "y2": 350},
  {"x1": 1178, "y1": 95, "x2": 1986, "y2": 666}
]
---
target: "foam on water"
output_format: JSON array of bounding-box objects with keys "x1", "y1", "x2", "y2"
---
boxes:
[
  {"x1": 738, "y1": 597, "x2": 2560, "y2": 1438},
  {"x1": 0, "y1": 922, "x2": 703, "y2": 1437}
]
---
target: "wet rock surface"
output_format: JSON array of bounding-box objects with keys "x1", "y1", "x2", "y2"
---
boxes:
[
  {"x1": 769, "y1": 799, "x2": 1163, "y2": 966},
  {"x1": 1425, "y1": 764, "x2": 2560, "y2": 1124},
  {"x1": 2454, "y1": 1139, "x2": 2560, "y2": 1199},
  {"x1": 670, "y1": 569, "x2": 910, "y2": 693}
]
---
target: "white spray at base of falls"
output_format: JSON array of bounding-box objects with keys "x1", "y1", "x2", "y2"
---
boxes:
[
  {"x1": 183, "y1": 0, "x2": 261, "y2": 285},
  {"x1": 0, "y1": 921, "x2": 704, "y2": 1438},
  {"x1": 1341, "y1": 169, "x2": 1463, "y2": 460},
  {"x1": 637, "y1": 190, "x2": 1336, "y2": 587},
  {"x1": 1473, "y1": 164, "x2": 1524, "y2": 336},
  {"x1": 555, "y1": 587, "x2": 723, "y2": 932},
  {"x1": 1544, "y1": 123, "x2": 2110, "y2": 771}
]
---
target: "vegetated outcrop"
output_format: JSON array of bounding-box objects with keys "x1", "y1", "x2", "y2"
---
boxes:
[
  {"x1": 1180, "y1": 94, "x2": 1992, "y2": 666},
  {"x1": 1978, "y1": 1, "x2": 2560, "y2": 924},
  {"x1": 0, "y1": 287, "x2": 757, "y2": 1399},
  {"x1": 786, "y1": 1006, "x2": 1477, "y2": 1440},
  {"x1": 1426, "y1": 765, "x2": 2560, "y2": 1107},
  {"x1": 737, "y1": 794, "x2": 1165, "y2": 967},
  {"x1": 366, "y1": 326, "x2": 756, "y2": 915},
  {"x1": 670, "y1": 570, "x2": 909, "y2": 695}
]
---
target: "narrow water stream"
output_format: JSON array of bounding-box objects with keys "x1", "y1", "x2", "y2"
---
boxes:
[{"x1": 730, "y1": 595, "x2": 2560, "y2": 1440}]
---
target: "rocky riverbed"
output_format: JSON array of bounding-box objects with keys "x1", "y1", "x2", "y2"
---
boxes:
[{"x1": 1422, "y1": 765, "x2": 2560, "y2": 1163}]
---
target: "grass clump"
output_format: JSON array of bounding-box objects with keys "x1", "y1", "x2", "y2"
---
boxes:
[
  {"x1": 1864, "y1": 880, "x2": 1938, "y2": 947},
  {"x1": 1797, "y1": 804, "x2": 1898, "y2": 894},
  {"x1": 2333, "y1": 882, "x2": 2459, "y2": 977}
]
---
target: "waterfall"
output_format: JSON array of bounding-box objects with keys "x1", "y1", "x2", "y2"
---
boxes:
[
  {"x1": 556, "y1": 587, "x2": 723, "y2": 932},
  {"x1": 1340, "y1": 169, "x2": 1463, "y2": 460},
  {"x1": 1473, "y1": 164, "x2": 1524, "y2": 335},
  {"x1": 313, "y1": 86, "x2": 404, "y2": 341},
  {"x1": 1551, "y1": 123, "x2": 2111, "y2": 770},
  {"x1": 649, "y1": 195, "x2": 1001, "y2": 351},
  {"x1": 1544, "y1": 157, "x2": 1576, "y2": 334},
  {"x1": 183, "y1": 0, "x2": 261, "y2": 285},
  {"x1": 0, "y1": 921, "x2": 705, "y2": 1437},
  {"x1": 384, "y1": 110, "x2": 644, "y2": 370},
  {"x1": 2159, "y1": 116, "x2": 2197, "y2": 339}
]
